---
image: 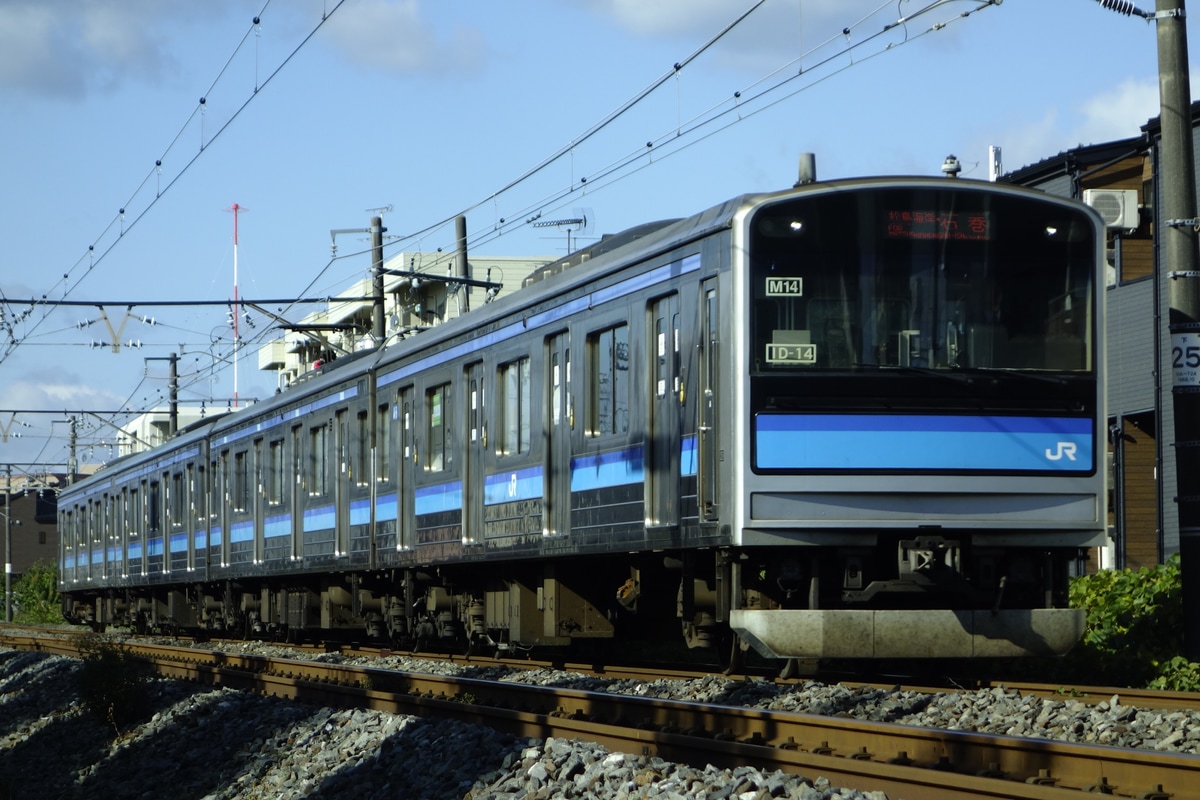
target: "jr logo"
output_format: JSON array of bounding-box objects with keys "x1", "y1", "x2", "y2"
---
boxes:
[{"x1": 1045, "y1": 442, "x2": 1077, "y2": 461}]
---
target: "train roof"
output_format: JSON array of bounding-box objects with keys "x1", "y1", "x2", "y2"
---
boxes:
[{"x1": 61, "y1": 174, "x2": 1094, "y2": 500}]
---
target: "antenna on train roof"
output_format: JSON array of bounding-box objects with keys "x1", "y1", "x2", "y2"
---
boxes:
[
  {"x1": 941, "y1": 154, "x2": 962, "y2": 178},
  {"x1": 794, "y1": 153, "x2": 817, "y2": 187}
]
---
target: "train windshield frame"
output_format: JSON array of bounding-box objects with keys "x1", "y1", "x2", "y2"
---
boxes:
[{"x1": 747, "y1": 185, "x2": 1098, "y2": 375}]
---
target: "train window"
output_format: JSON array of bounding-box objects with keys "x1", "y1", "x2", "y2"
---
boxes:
[
  {"x1": 376, "y1": 403, "x2": 391, "y2": 482},
  {"x1": 130, "y1": 487, "x2": 141, "y2": 539},
  {"x1": 170, "y1": 472, "x2": 184, "y2": 528},
  {"x1": 291, "y1": 426, "x2": 302, "y2": 495},
  {"x1": 188, "y1": 464, "x2": 199, "y2": 524},
  {"x1": 469, "y1": 373, "x2": 482, "y2": 445},
  {"x1": 749, "y1": 188, "x2": 1095, "y2": 373},
  {"x1": 587, "y1": 325, "x2": 629, "y2": 437},
  {"x1": 233, "y1": 452, "x2": 249, "y2": 512},
  {"x1": 427, "y1": 383, "x2": 451, "y2": 470},
  {"x1": 355, "y1": 411, "x2": 369, "y2": 486},
  {"x1": 149, "y1": 480, "x2": 161, "y2": 533},
  {"x1": 268, "y1": 440, "x2": 284, "y2": 505},
  {"x1": 403, "y1": 399, "x2": 412, "y2": 461},
  {"x1": 498, "y1": 357, "x2": 531, "y2": 455},
  {"x1": 310, "y1": 425, "x2": 328, "y2": 495}
]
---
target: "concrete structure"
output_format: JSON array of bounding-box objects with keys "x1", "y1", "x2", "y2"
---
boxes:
[
  {"x1": 117, "y1": 406, "x2": 213, "y2": 457},
  {"x1": 257, "y1": 250, "x2": 551, "y2": 389}
]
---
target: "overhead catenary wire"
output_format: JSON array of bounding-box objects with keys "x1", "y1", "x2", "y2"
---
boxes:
[
  {"x1": 3, "y1": 0, "x2": 347, "y2": 365},
  {"x1": 7, "y1": 0, "x2": 1000, "y2": 468},
  {"x1": 356, "y1": 0, "x2": 1001, "y2": 264}
]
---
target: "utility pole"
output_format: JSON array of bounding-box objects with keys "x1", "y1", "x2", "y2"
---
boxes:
[
  {"x1": 1096, "y1": 0, "x2": 1200, "y2": 658},
  {"x1": 146, "y1": 353, "x2": 180, "y2": 435},
  {"x1": 228, "y1": 203, "x2": 247, "y2": 408},
  {"x1": 67, "y1": 417, "x2": 77, "y2": 485},
  {"x1": 456, "y1": 215, "x2": 470, "y2": 314},
  {"x1": 4, "y1": 464, "x2": 12, "y2": 623},
  {"x1": 371, "y1": 216, "x2": 385, "y2": 344},
  {"x1": 1154, "y1": 0, "x2": 1200, "y2": 660}
]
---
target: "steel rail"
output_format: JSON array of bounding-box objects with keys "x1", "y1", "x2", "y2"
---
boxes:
[{"x1": 4, "y1": 633, "x2": 1197, "y2": 799}]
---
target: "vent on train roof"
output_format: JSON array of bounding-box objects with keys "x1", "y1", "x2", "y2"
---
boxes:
[{"x1": 521, "y1": 219, "x2": 681, "y2": 287}]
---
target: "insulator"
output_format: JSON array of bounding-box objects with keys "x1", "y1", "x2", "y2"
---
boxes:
[{"x1": 1095, "y1": 0, "x2": 1147, "y2": 15}]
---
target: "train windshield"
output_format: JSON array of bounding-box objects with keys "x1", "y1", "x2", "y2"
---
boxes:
[{"x1": 748, "y1": 185, "x2": 1098, "y2": 374}]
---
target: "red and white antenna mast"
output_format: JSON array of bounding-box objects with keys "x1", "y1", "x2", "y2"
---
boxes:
[{"x1": 227, "y1": 203, "x2": 247, "y2": 408}]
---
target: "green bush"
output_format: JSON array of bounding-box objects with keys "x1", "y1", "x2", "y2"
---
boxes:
[
  {"x1": 11, "y1": 559, "x2": 61, "y2": 624},
  {"x1": 76, "y1": 634, "x2": 151, "y2": 734},
  {"x1": 1065, "y1": 554, "x2": 1200, "y2": 690}
]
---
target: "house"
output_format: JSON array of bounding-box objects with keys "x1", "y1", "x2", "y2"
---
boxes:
[{"x1": 1005, "y1": 102, "x2": 1200, "y2": 569}]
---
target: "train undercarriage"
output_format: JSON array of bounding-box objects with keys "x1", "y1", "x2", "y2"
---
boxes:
[{"x1": 63, "y1": 532, "x2": 1089, "y2": 665}]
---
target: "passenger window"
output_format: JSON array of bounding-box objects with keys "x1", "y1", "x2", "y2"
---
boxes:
[
  {"x1": 587, "y1": 325, "x2": 629, "y2": 437},
  {"x1": 498, "y1": 357, "x2": 531, "y2": 455}
]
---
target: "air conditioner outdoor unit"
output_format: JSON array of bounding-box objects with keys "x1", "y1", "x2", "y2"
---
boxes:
[{"x1": 1083, "y1": 189, "x2": 1140, "y2": 231}]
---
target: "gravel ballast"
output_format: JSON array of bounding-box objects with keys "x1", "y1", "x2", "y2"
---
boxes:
[{"x1": 3, "y1": 641, "x2": 1199, "y2": 799}]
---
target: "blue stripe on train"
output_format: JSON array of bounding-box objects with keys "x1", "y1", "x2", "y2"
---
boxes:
[
  {"x1": 755, "y1": 414, "x2": 1094, "y2": 471},
  {"x1": 265, "y1": 514, "x2": 290, "y2": 539},
  {"x1": 682, "y1": 435, "x2": 697, "y2": 477},
  {"x1": 415, "y1": 481, "x2": 463, "y2": 515},
  {"x1": 350, "y1": 498, "x2": 371, "y2": 526},
  {"x1": 304, "y1": 505, "x2": 335, "y2": 532},
  {"x1": 571, "y1": 446, "x2": 645, "y2": 491},
  {"x1": 484, "y1": 467, "x2": 543, "y2": 505},
  {"x1": 377, "y1": 492, "x2": 398, "y2": 522}
]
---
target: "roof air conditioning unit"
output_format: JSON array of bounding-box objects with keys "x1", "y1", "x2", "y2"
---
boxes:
[{"x1": 1083, "y1": 189, "x2": 1139, "y2": 231}]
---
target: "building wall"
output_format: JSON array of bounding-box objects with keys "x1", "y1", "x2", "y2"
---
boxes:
[
  {"x1": 1, "y1": 490, "x2": 58, "y2": 578},
  {"x1": 1116, "y1": 413, "x2": 1160, "y2": 569},
  {"x1": 1017, "y1": 150, "x2": 1165, "y2": 568}
]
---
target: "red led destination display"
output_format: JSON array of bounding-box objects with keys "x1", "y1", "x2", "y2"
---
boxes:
[{"x1": 885, "y1": 210, "x2": 990, "y2": 241}]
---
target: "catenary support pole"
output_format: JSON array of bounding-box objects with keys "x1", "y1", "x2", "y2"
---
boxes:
[
  {"x1": 371, "y1": 216, "x2": 385, "y2": 345},
  {"x1": 1155, "y1": 0, "x2": 1200, "y2": 660}
]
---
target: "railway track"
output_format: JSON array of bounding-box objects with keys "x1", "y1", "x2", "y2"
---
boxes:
[{"x1": 3, "y1": 629, "x2": 1198, "y2": 800}]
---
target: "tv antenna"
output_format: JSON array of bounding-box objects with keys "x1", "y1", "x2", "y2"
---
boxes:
[{"x1": 532, "y1": 208, "x2": 594, "y2": 253}]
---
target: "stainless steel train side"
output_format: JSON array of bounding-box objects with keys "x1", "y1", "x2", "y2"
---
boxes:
[{"x1": 59, "y1": 176, "x2": 1106, "y2": 663}]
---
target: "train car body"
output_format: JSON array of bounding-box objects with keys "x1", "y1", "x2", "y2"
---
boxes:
[{"x1": 59, "y1": 174, "x2": 1107, "y2": 662}]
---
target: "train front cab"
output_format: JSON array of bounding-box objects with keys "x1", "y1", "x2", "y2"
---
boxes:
[{"x1": 721, "y1": 179, "x2": 1108, "y2": 661}]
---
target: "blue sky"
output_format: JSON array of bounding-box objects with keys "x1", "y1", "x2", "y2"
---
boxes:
[{"x1": 0, "y1": 0, "x2": 1188, "y2": 471}]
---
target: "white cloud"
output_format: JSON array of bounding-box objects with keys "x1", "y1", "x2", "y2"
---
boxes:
[
  {"x1": 0, "y1": 370, "x2": 125, "y2": 410},
  {"x1": 0, "y1": 0, "x2": 198, "y2": 98},
  {"x1": 323, "y1": 0, "x2": 487, "y2": 76},
  {"x1": 981, "y1": 76, "x2": 1171, "y2": 174},
  {"x1": 590, "y1": 0, "x2": 737, "y2": 36},
  {"x1": 1075, "y1": 76, "x2": 1161, "y2": 144}
]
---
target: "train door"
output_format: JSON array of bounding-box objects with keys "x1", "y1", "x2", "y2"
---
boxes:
[
  {"x1": 464, "y1": 361, "x2": 485, "y2": 544},
  {"x1": 397, "y1": 387, "x2": 416, "y2": 550},
  {"x1": 648, "y1": 294, "x2": 681, "y2": 528},
  {"x1": 335, "y1": 408, "x2": 349, "y2": 557},
  {"x1": 698, "y1": 280, "x2": 720, "y2": 522},
  {"x1": 546, "y1": 331, "x2": 572, "y2": 537}
]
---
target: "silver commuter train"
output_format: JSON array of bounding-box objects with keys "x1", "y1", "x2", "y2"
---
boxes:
[{"x1": 58, "y1": 172, "x2": 1107, "y2": 664}]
